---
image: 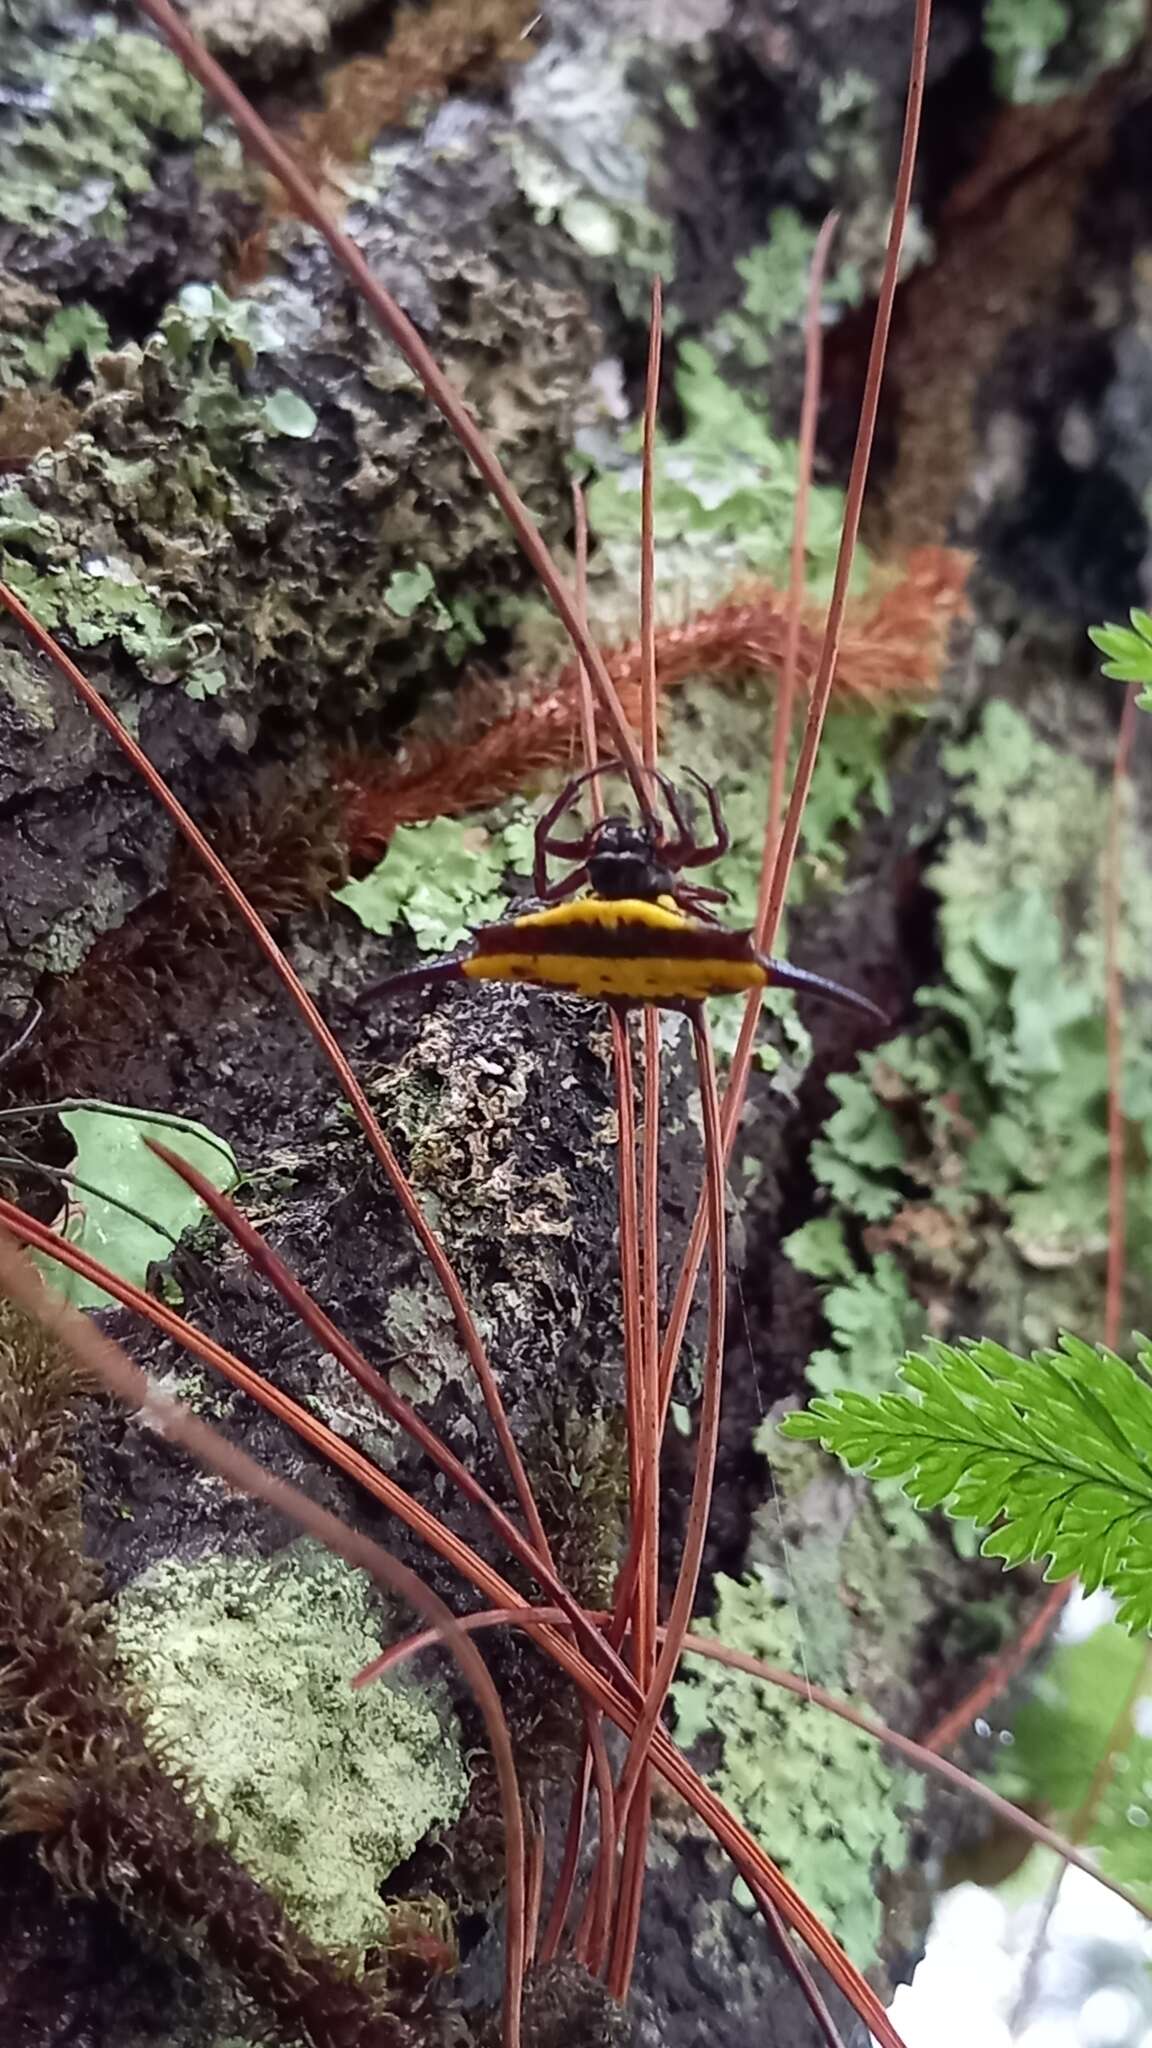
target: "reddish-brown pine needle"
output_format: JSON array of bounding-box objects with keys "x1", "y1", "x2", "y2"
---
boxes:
[
  {"x1": 358, "y1": 1605, "x2": 1152, "y2": 1922},
  {"x1": 649, "y1": 0, "x2": 931, "y2": 1448},
  {"x1": 3, "y1": 1189, "x2": 912, "y2": 2044},
  {"x1": 609, "y1": 273, "x2": 666, "y2": 1994},
  {"x1": 0, "y1": 581, "x2": 551, "y2": 1569},
  {"x1": 0, "y1": 7, "x2": 950, "y2": 2038}
]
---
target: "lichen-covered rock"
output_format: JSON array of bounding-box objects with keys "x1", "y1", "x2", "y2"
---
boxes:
[
  {"x1": 115, "y1": 1542, "x2": 466, "y2": 1952},
  {"x1": 0, "y1": 70, "x2": 599, "y2": 984}
]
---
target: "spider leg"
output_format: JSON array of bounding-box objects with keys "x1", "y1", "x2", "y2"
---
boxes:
[
  {"x1": 670, "y1": 881, "x2": 726, "y2": 923},
  {"x1": 536, "y1": 864, "x2": 590, "y2": 905},
  {"x1": 677, "y1": 768, "x2": 730, "y2": 867},
  {"x1": 675, "y1": 881, "x2": 729, "y2": 909},
  {"x1": 532, "y1": 758, "x2": 622, "y2": 894},
  {"x1": 648, "y1": 767, "x2": 695, "y2": 864}
]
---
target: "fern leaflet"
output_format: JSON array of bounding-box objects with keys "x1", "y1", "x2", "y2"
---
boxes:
[
  {"x1": 780, "y1": 1334, "x2": 1152, "y2": 1631},
  {"x1": 1089, "y1": 611, "x2": 1152, "y2": 709}
]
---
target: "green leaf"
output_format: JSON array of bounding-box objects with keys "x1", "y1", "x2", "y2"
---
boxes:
[
  {"x1": 1089, "y1": 614, "x2": 1152, "y2": 689},
  {"x1": 991, "y1": 1621, "x2": 1152, "y2": 1899},
  {"x1": 260, "y1": 387, "x2": 318, "y2": 439},
  {"x1": 41, "y1": 1107, "x2": 238, "y2": 1309},
  {"x1": 781, "y1": 1333, "x2": 1152, "y2": 1628}
]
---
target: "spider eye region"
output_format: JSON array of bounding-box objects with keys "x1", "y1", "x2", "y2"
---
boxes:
[{"x1": 587, "y1": 845, "x2": 671, "y2": 902}]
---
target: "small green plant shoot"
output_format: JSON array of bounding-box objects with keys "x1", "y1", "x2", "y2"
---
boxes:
[{"x1": 1089, "y1": 610, "x2": 1152, "y2": 710}]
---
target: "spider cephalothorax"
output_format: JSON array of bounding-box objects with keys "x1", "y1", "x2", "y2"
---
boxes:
[
  {"x1": 532, "y1": 761, "x2": 729, "y2": 920},
  {"x1": 359, "y1": 759, "x2": 885, "y2": 1022}
]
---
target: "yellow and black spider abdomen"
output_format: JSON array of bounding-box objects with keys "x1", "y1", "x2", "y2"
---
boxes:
[{"x1": 462, "y1": 896, "x2": 769, "y2": 1005}]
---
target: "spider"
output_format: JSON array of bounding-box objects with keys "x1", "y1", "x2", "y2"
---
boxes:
[
  {"x1": 359, "y1": 762, "x2": 885, "y2": 1022},
  {"x1": 531, "y1": 760, "x2": 731, "y2": 920}
]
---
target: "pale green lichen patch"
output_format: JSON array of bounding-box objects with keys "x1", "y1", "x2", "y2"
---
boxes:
[
  {"x1": 707, "y1": 209, "x2": 864, "y2": 371},
  {"x1": 672, "y1": 1565, "x2": 922, "y2": 1964},
  {"x1": 505, "y1": 22, "x2": 674, "y2": 321},
  {"x1": 584, "y1": 342, "x2": 858, "y2": 613},
  {"x1": 2, "y1": 18, "x2": 203, "y2": 241},
  {"x1": 116, "y1": 1544, "x2": 466, "y2": 1950},
  {"x1": 0, "y1": 282, "x2": 324, "y2": 700},
  {"x1": 336, "y1": 809, "x2": 536, "y2": 951},
  {"x1": 795, "y1": 696, "x2": 1152, "y2": 1365},
  {"x1": 984, "y1": 0, "x2": 1142, "y2": 103}
]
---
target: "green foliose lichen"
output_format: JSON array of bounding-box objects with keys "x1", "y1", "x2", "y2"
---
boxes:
[
  {"x1": 1, "y1": 16, "x2": 203, "y2": 241},
  {"x1": 784, "y1": 1216, "x2": 920, "y2": 1403},
  {"x1": 707, "y1": 208, "x2": 863, "y2": 372},
  {"x1": 0, "y1": 282, "x2": 327, "y2": 700},
  {"x1": 115, "y1": 1543, "x2": 467, "y2": 1951},
  {"x1": 336, "y1": 808, "x2": 537, "y2": 950},
  {"x1": 671, "y1": 1564, "x2": 922, "y2": 1964},
  {"x1": 797, "y1": 698, "x2": 1152, "y2": 1358},
  {"x1": 503, "y1": 25, "x2": 675, "y2": 322},
  {"x1": 584, "y1": 341, "x2": 858, "y2": 610}
]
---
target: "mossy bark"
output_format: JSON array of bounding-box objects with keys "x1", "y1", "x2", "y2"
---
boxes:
[{"x1": 2, "y1": 4, "x2": 1151, "y2": 2046}]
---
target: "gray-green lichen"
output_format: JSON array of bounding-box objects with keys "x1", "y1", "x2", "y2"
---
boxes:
[
  {"x1": 672, "y1": 1541, "x2": 924, "y2": 1965},
  {"x1": 0, "y1": 14, "x2": 202, "y2": 242},
  {"x1": 799, "y1": 694, "x2": 1152, "y2": 1355},
  {"x1": 185, "y1": 0, "x2": 365, "y2": 73},
  {"x1": 0, "y1": 177, "x2": 595, "y2": 727},
  {"x1": 115, "y1": 1542, "x2": 467, "y2": 1951}
]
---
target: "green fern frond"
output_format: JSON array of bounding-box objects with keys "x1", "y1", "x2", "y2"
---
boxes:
[
  {"x1": 1088, "y1": 611, "x2": 1152, "y2": 708},
  {"x1": 780, "y1": 1334, "x2": 1152, "y2": 1630}
]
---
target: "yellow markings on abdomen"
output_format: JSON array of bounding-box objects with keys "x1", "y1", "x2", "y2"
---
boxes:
[
  {"x1": 463, "y1": 950, "x2": 766, "y2": 1003},
  {"x1": 510, "y1": 897, "x2": 691, "y2": 936}
]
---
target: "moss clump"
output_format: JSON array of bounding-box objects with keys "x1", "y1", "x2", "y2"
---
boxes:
[{"x1": 116, "y1": 1544, "x2": 467, "y2": 1951}]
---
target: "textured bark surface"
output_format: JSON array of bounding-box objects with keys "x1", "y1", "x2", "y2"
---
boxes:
[{"x1": 2, "y1": 2, "x2": 1151, "y2": 2045}]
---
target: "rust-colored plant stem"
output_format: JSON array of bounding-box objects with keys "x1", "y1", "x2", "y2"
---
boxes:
[{"x1": 2, "y1": 1187, "x2": 913, "y2": 2046}]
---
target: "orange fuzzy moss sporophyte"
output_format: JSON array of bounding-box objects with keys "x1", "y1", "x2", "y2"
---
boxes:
[{"x1": 339, "y1": 544, "x2": 969, "y2": 861}]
